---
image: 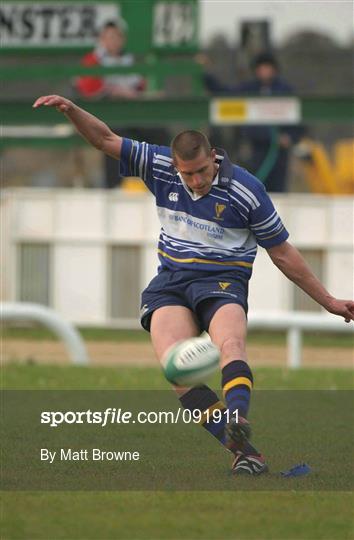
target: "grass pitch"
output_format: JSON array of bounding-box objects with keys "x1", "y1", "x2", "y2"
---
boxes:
[
  {"x1": 2, "y1": 325, "x2": 353, "y2": 348},
  {"x1": 1, "y1": 364, "x2": 353, "y2": 539}
]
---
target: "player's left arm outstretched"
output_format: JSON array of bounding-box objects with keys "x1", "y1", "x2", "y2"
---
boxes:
[
  {"x1": 33, "y1": 94, "x2": 160, "y2": 189},
  {"x1": 267, "y1": 240, "x2": 354, "y2": 323}
]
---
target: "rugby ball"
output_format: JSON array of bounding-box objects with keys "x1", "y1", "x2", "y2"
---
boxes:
[{"x1": 162, "y1": 336, "x2": 220, "y2": 386}]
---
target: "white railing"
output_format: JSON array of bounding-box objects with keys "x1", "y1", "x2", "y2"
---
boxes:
[
  {"x1": 1, "y1": 304, "x2": 351, "y2": 369},
  {"x1": 84, "y1": 310, "x2": 353, "y2": 369},
  {"x1": 1, "y1": 302, "x2": 89, "y2": 365},
  {"x1": 248, "y1": 311, "x2": 353, "y2": 368}
]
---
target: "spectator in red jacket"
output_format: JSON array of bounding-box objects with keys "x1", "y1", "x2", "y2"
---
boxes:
[
  {"x1": 75, "y1": 20, "x2": 146, "y2": 99},
  {"x1": 75, "y1": 20, "x2": 148, "y2": 187}
]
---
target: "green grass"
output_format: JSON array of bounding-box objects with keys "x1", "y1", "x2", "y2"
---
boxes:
[
  {"x1": 2, "y1": 324, "x2": 353, "y2": 348},
  {"x1": 2, "y1": 364, "x2": 353, "y2": 390},
  {"x1": 2, "y1": 491, "x2": 352, "y2": 540},
  {"x1": 1, "y1": 364, "x2": 353, "y2": 540}
]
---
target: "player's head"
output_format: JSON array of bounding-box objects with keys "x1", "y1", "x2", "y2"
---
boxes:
[
  {"x1": 252, "y1": 52, "x2": 279, "y2": 83},
  {"x1": 99, "y1": 20, "x2": 127, "y2": 55},
  {"x1": 171, "y1": 130, "x2": 217, "y2": 196}
]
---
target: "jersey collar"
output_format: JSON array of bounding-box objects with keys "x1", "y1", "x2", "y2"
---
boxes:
[{"x1": 214, "y1": 147, "x2": 233, "y2": 189}]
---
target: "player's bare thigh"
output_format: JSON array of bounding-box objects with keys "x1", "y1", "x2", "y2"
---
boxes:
[
  {"x1": 150, "y1": 305, "x2": 200, "y2": 395},
  {"x1": 208, "y1": 303, "x2": 248, "y2": 367}
]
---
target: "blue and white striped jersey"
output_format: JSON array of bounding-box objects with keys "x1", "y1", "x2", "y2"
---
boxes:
[{"x1": 120, "y1": 138, "x2": 289, "y2": 277}]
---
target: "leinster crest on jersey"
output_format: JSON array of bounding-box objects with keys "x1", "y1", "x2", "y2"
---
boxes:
[{"x1": 214, "y1": 203, "x2": 226, "y2": 220}]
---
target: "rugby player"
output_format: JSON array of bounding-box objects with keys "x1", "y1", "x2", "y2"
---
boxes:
[{"x1": 33, "y1": 95, "x2": 354, "y2": 475}]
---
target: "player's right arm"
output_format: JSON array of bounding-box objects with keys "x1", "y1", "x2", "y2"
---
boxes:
[{"x1": 33, "y1": 95, "x2": 122, "y2": 159}]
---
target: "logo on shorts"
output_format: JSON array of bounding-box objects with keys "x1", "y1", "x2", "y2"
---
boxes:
[
  {"x1": 169, "y1": 192, "x2": 179, "y2": 202},
  {"x1": 214, "y1": 203, "x2": 226, "y2": 220},
  {"x1": 218, "y1": 282, "x2": 231, "y2": 290}
]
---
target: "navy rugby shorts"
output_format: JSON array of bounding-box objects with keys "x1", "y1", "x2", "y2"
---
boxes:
[{"x1": 140, "y1": 268, "x2": 249, "y2": 332}]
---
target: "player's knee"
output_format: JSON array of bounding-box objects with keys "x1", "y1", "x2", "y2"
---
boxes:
[{"x1": 219, "y1": 337, "x2": 246, "y2": 362}]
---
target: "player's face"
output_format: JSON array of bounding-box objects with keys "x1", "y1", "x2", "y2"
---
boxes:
[{"x1": 174, "y1": 149, "x2": 217, "y2": 196}]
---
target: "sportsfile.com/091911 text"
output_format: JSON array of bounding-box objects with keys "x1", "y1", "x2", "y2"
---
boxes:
[{"x1": 40, "y1": 408, "x2": 239, "y2": 427}]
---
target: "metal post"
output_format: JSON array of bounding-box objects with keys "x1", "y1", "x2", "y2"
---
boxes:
[
  {"x1": 287, "y1": 326, "x2": 302, "y2": 369},
  {"x1": 1, "y1": 302, "x2": 89, "y2": 365}
]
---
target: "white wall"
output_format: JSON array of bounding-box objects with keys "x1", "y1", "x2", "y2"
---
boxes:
[{"x1": 1, "y1": 189, "x2": 353, "y2": 325}]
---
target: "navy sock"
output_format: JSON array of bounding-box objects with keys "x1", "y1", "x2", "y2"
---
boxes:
[
  {"x1": 179, "y1": 380, "x2": 260, "y2": 456},
  {"x1": 221, "y1": 360, "x2": 260, "y2": 455},
  {"x1": 222, "y1": 360, "x2": 253, "y2": 419}
]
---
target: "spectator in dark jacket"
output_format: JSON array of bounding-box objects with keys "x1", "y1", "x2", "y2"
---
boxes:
[{"x1": 204, "y1": 52, "x2": 303, "y2": 192}]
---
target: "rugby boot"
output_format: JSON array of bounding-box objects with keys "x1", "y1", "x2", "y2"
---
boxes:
[{"x1": 232, "y1": 452, "x2": 268, "y2": 476}]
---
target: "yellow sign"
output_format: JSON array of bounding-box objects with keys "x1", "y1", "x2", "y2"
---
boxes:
[
  {"x1": 215, "y1": 100, "x2": 247, "y2": 121},
  {"x1": 210, "y1": 98, "x2": 300, "y2": 125}
]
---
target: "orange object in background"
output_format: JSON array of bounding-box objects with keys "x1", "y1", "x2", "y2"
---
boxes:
[
  {"x1": 334, "y1": 139, "x2": 354, "y2": 194},
  {"x1": 121, "y1": 176, "x2": 148, "y2": 192},
  {"x1": 297, "y1": 138, "x2": 354, "y2": 194}
]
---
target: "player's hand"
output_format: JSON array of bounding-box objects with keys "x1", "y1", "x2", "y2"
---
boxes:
[
  {"x1": 32, "y1": 95, "x2": 73, "y2": 113},
  {"x1": 326, "y1": 299, "x2": 354, "y2": 323}
]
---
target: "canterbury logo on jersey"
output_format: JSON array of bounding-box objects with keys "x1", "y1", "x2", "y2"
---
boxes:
[
  {"x1": 168, "y1": 192, "x2": 179, "y2": 202},
  {"x1": 214, "y1": 203, "x2": 226, "y2": 220},
  {"x1": 219, "y1": 282, "x2": 231, "y2": 290}
]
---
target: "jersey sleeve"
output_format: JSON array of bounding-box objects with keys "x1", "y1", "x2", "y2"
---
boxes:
[
  {"x1": 248, "y1": 181, "x2": 289, "y2": 248},
  {"x1": 120, "y1": 138, "x2": 170, "y2": 195}
]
